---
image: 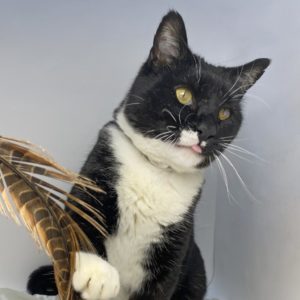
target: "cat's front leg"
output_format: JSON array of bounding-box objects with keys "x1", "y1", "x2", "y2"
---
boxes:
[{"x1": 73, "y1": 251, "x2": 120, "y2": 300}]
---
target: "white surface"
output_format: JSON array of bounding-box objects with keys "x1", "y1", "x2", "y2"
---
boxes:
[
  {"x1": 0, "y1": 289, "x2": 217, "y2": 300},
  {"x1": 0, "y1": 288, "x2": 56, "y2": 299},
  {"x1": 0, "y1": 289, "x2": 218, "y2": 300},
  {"x1": 0, "y1": 0, "x2": 216, "y2": 292}
]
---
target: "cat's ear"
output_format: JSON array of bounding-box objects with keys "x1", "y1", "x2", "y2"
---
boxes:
[
  {"x1": 230, "y1": 58, "x2": 271, "y2": 93},
  {"x1": 149, "y1": 10, "x2": 189, "y2": 67}
]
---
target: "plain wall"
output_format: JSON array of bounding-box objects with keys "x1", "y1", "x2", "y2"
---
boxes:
[
  {"x1": 0, "y1": 1, "x2": 299, "y2": 300},
  {"x1": 206, "y1": 1, "x2": 300, "y2": 300}
]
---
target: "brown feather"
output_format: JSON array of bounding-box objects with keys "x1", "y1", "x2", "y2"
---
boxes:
[{"x1": 0, "y1": 136, "x2": 106, "y2": 299}]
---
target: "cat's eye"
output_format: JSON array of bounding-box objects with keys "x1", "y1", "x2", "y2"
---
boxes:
[
  {"x1": 219, "y1": 108, "x2": 231, "y2": 121},
  {"x1": 175, "y1": 87, "x2": 193, "y2": 105}
]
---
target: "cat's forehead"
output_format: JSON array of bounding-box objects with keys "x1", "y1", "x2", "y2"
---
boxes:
[{"x1": 171, "y1": 59, "x2": 231, "y2": 99}]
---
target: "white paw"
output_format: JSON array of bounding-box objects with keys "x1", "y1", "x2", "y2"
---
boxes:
[{"x1": 72, "y1": 251, "x2": 120, "y2": 300}]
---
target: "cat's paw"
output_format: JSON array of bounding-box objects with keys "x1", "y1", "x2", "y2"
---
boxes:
[{"x1": 72, "y1": 251, "x2": 120, "y2": 300}]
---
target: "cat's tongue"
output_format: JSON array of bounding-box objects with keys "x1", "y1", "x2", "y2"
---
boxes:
[{"x1": 191, "y1": 144, "x2": 202, "y2": 154}]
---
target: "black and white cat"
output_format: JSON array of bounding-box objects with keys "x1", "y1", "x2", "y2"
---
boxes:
[{"x1": 27, "y1": 10, "x2": 270, "y2": 300}]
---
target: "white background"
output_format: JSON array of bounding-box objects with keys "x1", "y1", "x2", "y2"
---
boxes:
[{"x1": 0, "y1": 1, "x2": 299, "y2": 300}]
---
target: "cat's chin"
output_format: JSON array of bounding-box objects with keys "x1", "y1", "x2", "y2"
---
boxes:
[
  {"x1": 167, "y1": 146, "x2": 205, "y2": 172},
  {"x1": 142, "y1": 142, "x2": 205, "y2": 173},
  {"x1": 116, "y1": 110, "x2": 204, "y2": 173}
]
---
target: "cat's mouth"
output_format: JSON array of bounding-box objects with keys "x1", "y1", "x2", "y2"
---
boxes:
[
  {"x1": 176, "y1": 143, "x2": 203, "y2": 154},
  {"x1": 175, "y1": 129, "x2": 207, "y2": 155}
]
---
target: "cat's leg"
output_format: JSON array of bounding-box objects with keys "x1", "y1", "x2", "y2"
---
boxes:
[
  {"x1": 27, "y1": 252, "x2": 121, "y2": 299},
  {"x1": 27, "y1": 265, "x2": 57, "y2": 295},
  {"x1": 73, "y1": 251, "x2": 120, "y2": 300},
  {"x1": 171, "y1": 242, "x2": 207, "y2": 300}
]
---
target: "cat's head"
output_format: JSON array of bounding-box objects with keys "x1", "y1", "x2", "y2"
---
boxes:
[{"x1": 116, "y1": 10, "x2": 270, "y2": 173}]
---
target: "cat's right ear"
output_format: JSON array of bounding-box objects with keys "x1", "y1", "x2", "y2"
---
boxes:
[
  {"x1": 148, "y1": 11, "x2": 189, "y2": 68},
  {"x1": 229, "y1": 58, "x2": 271, "y2": 94}
]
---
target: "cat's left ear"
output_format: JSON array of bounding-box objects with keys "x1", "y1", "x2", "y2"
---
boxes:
[
  {"x1": 230, "y1": 58, "x2": 271, "y2": 93},
  {"x1": 149, "y1": 10, "x2": 189, "y2": 67}
]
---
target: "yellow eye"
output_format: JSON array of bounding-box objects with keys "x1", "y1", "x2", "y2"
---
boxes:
[
  {"x1": 175, "y1": 87, "x2": 193, "y2": 105},
  {"x1": 219, "y1": 108, "x2": 231, "y2": 121}
]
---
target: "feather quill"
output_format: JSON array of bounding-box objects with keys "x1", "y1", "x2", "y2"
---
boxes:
[{"x1": 0, "y1": 136, "x2": 106, "y2": 299}]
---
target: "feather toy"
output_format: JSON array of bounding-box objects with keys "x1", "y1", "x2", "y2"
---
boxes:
[{"x1": 0, "y1": 136, "x2": 106, "y2": 300}]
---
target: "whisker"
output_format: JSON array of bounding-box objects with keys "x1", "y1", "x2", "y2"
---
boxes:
[
  {"x1": 144, "y1": 129, "x2": 156, "y2": 134},
  {"x1": 220, "y1": 137, "x2": 247, "y2": 141},
  {"x1": 230, "y1": 93, "x2": 271, "y2": 110},
  {"x1": 214, "y1": 154, "x2": 230, "y2": 198},
  {"x1": 245, "y1": 93, "x2": 271, "y2": 110},
  {"x1": 231, "y1": 93, "x2": 246, "y2": 99},
  {"x1": 129, "y1": 94, "x2": 146, "y2": 102},
  {"x1": 223, "y1": 65, "x2": 245, "y2": 99},
  {"x1": 178, "y1": 105, "x2": 188, "y2": 126},
  {"x1": 216, "y1": 150, "x2": 261, "y2": 204},
  {"x1": 153, "y1": 131, "x2": 172, "y2": 140},
  {"x1": 213, "y1": 153, "x2": 238, "y2": 206},
  {"x1": 224, "y1": 147, "x2": 257, "y2": 164},
  {"x1": 219, "y1": 135, "x2": 236, "y2": 140},
  {"x1": 162, "y1": 133, "x2": 176, "y2": 143},
  {"x1": 227, "y1": 83, "x2": 253, "y2": 99},
  {"x1": 208, "y1": 155, "x2": 213, "y2": 175},
  {"x1": 125, "y1": 102, "x2": 142, "y2": 107},
  {"x1": 226, "y1": 60, "x2": 256, "y2": 100},
  {"x1": 222, "y1": 143, "x2": 267, "y2": 162},
  {"x1": 184, "y1": 113, "x2": 194, "y2": 124},
  {"x1": 162, "y1": 108, "x2": 177, "y2": 124},
  {"x1": 220, "y1": 83, "x2": 253, "y2": 107}
]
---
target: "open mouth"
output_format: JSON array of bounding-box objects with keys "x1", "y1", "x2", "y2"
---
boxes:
[
  {"x1": 176, "y1": 140, "x2": 207, "y2": 155},
  {"x1": 176, "y1": 143, "x2": 203, "y2": 154},
  {"x1": 175, "y1": 129, "x2": 208, "y2": 155}
]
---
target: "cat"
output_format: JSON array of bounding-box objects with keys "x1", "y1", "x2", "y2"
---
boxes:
[{"x1": 27, "y1": 10, "x2": 270, "y2": 300}]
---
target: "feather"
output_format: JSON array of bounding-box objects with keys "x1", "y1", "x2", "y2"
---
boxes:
[{"x1": 0, "y1": 136, "x2": 107, "y2": 300}]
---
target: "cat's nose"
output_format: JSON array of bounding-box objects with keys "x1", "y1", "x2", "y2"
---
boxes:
[{"x1": 197, "y1": 122, "x2": 217, "y2": 141}]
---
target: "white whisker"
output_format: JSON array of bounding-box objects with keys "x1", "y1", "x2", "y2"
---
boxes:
[
  {"x1": 227, "y1": 83, "x2": 252, "y2": 99},
  {"x1": 144, "y1": 129, "x2": 156, "y2": 134},
  {"x1": 219, "y1": 135, "x2": 236, "y2": 140},
  {"x1": 162, "y1": 108, "x2": 177, "y2": 123},
  {"x1": 184, "y1": 113, "x2": 194, "y2": 124},
  {"x1": 178, "y1": 105, "x2": 187, "y2": 125},
  {"x1": 224, "y1": 147, "x2": 257, "y2": 164},
  {"x1": 220, "y1": 82, "x2": 253, "y2": 107},
  {"x1": 125, "y1": 102, "x2": 142, "y2": 107},
  {"x1": 153, "y1": 131, "x2": 172, "y2": 140},
  {"x1": 246, "y1": 93, "x2": 271, "y2": 110},
  {"x1": 129, "y1": 94, "x2": 146, "y2": 102},
  {"x1": 163, "y1": 133, "x2": 175, "y2": 143},
  {"x1": 214, "y1": 154, "x2": 238, "y2": 206},
  {"x1": 216, "y1": 150, "x2": 261, "y2": 204},
  {"x1": 223, "y1": 65, "x2": 244, "y2": 99},
  {"x1": 223, "y1": 143, "x2": 267, "y2": 162}
]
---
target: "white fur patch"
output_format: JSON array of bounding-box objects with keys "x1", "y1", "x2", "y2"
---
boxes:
[
  {"x1": 178, "y1": 129, "x2": 199, "y2": 147},
  {"x1": 102, "y1": 112, "x2": 204, "y2": 298},
  {"x1": 116, "y1": 111, "x2": 204, "y2": 173},
  {"x1": 73, "y1": 252, "x2": 120, "y2": 300}
]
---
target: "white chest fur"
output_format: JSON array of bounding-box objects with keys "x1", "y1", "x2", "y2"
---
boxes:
[{"x1": 104, "y1": 126, "x2": 204, "y2": 298}]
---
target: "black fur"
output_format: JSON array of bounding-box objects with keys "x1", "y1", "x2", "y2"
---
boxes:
[
  {"x1": 27, "y1": 10, "x2": 270, "y2": 299},
  {"x1": 27, "y1": 265, "x2": 57, "y2": 295}
]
